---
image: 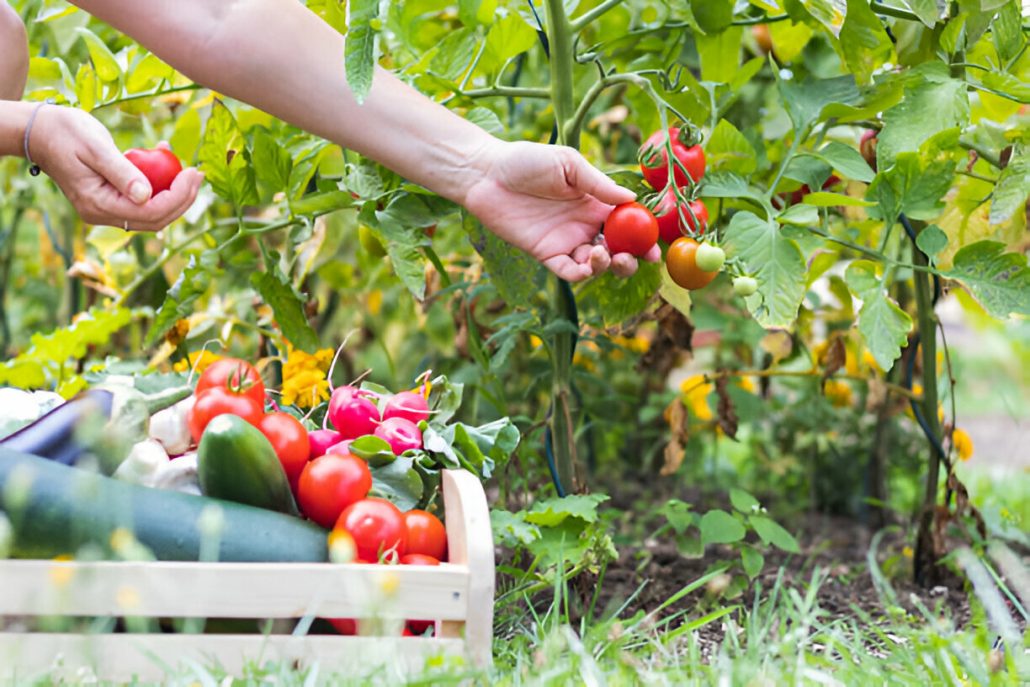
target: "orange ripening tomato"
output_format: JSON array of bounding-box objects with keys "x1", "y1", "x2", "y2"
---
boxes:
[{"x1": 666, "y1": 237, "x2": 719, "y2": 290}]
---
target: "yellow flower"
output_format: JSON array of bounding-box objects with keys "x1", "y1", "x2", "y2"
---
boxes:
[
  {"x1": 737, "y1": 376, "x2": 757, "y2": 394},
  {"x1": 367, "y1": 289, "x2": 383, "y2": 317},
  {"x1": 680, "y1": 374, "x2": 713, "y2": 421},
  {"x1": 281, "y1": 345, "x2": 335, "y2": 409},
  {"x1": 902, "y1": 545, "x2": 913, "y2": 559},
  {"x1": 173, "y1": 349, "x2": 222, "y2": 374},
  {"x1": 824, "y1": 379, "x2": 853, "y2": 408},
  {"x1": 528, "y1": 335, "x2": 543, "y2": 349},
  {"x1": 952, "y1": 427, "x2": 974, "y2": 461}
]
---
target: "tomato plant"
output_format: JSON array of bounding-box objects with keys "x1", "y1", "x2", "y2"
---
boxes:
[
  {"x1": 603, "y1": 202, "x2": 658, "y2": 256},
  {"x1": 655, "y1": 191, "x2": 707, "y2": 244}
]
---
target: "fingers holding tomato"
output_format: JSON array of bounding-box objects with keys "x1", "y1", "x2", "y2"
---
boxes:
[{"x1": 603, "y1": 202, "x2": 659, "y2": 257}]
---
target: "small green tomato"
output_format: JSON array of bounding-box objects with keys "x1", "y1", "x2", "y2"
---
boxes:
[
  {"x1": 733, "y1": 276, "x2": 759, "y2": 297},
  {"x1": 694, "y1": 243, "x2": 726, "y2": 272}
]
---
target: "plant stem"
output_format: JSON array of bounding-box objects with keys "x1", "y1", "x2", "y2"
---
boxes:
[
  {"x1": 544, "y1": 0, "x2": 580, "y2": 493},
  {"x1": 959, "y1": 139, "x2": 1002, "y2": 169},
  {"x1": 564, "y1": 73, "x2": 648, "y2": 143},
  {"x1": 871, "y1": 2, "x2": 922, "y2": 22},
  {"x1": 569, "y1": 0, "x2": 624, "y2": 32},
  {"x1": 92, "y1": 84, "x2": 202, "y2": 110},
  {"x1": 460, "y1": 86, "x2": 551, "y2": 99},
  {"x1": 732, "y1": 14, "x2": 790, "y2": 25},
  {"x1": 113, "y1": 225, "x2": 215, "y2": 308},
  {"x1": 911, "y1": 230, "x2": 944, "y2": 586},
  {"x1": 767, "y1": 133, "x2": 802, "y2": 200}
]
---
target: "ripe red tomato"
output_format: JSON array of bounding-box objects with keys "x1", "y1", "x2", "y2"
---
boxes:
[
  {"x1": 666, "y1": 237, "x2": 719, "y2": 290},
  {"x1": 639, "y1": 128, "x2": 706, "y2": 191},
  {"x1": 335, "y1": 498, "x2": 407, "y2": 562},
  {"x1": 402, "y1": 510, "x2": 447, "y2": 561},
  {"x1": 124, "y1": 147, "x2": 183, "y2": 196},
  {"x1": 297, "y1": 453, "x2": 373, "y2": 528},
  {"x1": 655, "y1": 190, "x2": 708, "y2": 244},
  {"x1": 401, "y1": 553, "x2": 441, "y2": 565},
  {"x1": 328, "y1": 618, "x2": 358, "y2": 635},
  {"x1": 195, "y1": 358, "x2": 265, "y2": 408},
  {"x1": 604, "y1": 202, "x2": 658, "y2": 256},
  {"x1": 259, "y1": 412, "x2": 310, "y2": 485},
  {"x1": 187, "y1": 387, "x2": 263, "y2": 443}
]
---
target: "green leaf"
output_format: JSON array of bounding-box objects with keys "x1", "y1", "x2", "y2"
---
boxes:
[
  {"x1": 146, "y1": 252, "x2": 219, "y2": 347},
  {"x1": 659, "y1": 264, "x2": 693, "y2": 317},
  {"x1": 869, "y1": 143, "x2": 958, "y2": 224},
  {"x1": 348, "y1": 435, "x2": 397, "y2": 467},
  {"x1": 845, "y1": 260, "x2": 913, "y2": 370},
  {"x1": 466, "y1": 107, "x2": 505, "y2": 135},
  {"x1": 877, "y1": 66, "x2": 970, "y2": 169},
  {"x1": 696, "y1": 26, "x2": 742, "y2": 84},
  {"x1": 991, "y1": 0, "x2": 1024, "y2": 64},
  {"x1": 369, "y1": 455, "x2": 424, "y2": 512},
  {"x1": 251, "y1": 128, "x2": 292, "y2": 192},
  {"x1": 125, "y1": 53, "x2": 174, "y2": 93},
  {"x1": 741, "y1": 545, "x2": 765, "y2": 579},
  {"x1": 777, "y1": 204, "x2": 820, "y2": 226},
  {"x1": 704, "y1": 119, "x2": 758, "y2": 175},
  {"x1": 490, "y1": 510, "x2": 540, "y2": 547},
  {"x1": 915, "y1": 224, "x2": 948, "y2": 259},
  {"x1": 526, "y1": 494, "x2": 609, "y2": 527},
  {"x1": 198, "y1": 99, "x2": 258, "y2": 207},
  {"x1": 308, "y1": 0, "x2": 348, "y2": 34},
  {"x1": 777, "y1": 75, "x2": 860, "y2": 133},
  {"x1": 659, "y1": 500, "x2": 695, "y2": 534},
  {"x1": 977, "y1": 72, "x2": 1030, "y2": 104},
  {"x1": 251, "y1": 270, "x2": 320, "y2": 352},
  {"x1": 699, "y1": 510, "x2": 746, "y2": 546},
  {"x1": 584, "y1": 263, "x2": 662, "y2": 327},
  {"x1": 723, "y1": 211, "x2": 806, "y2": 328},
  {"x1": 690, "y1": 0, "x2": 734, "y2": 33},
  {"x1": 290, "y1": 190, "x2": 354, "y2": 216},
  {"x1": 74, "y1": 28, "x2": 121, "y2": 83},
  {"x1": 943, "y1": 241, "x2": 1030, "y2": 318},
  {"x1": 729, "y1": 488, "x2": 760, "y2": 514},
  {"x1": 990, "y1": 143, "x2": 1029, "y2": 225},
  {"x1": 815, "y1": 141, "x2": 875, "y2": 183},
  {"x1": 840, "y1": 0, "x2": 895, "y2": 84},
  {"x1": 901, "y1": 0, "x2": 939, "y2": 27},
  {"x1": 699, "y1": 172, "x2": 772, "y2": 217},
  {"x1": 429, "y1": 28, "x2": 478, "y2": 80},
  {"x1": 749, "y1": 515, "x2": 800, "y2": 553},
  {"x1": 345, "y1": 0, "x2": 379, "y2": 104},
  {"x1": 375, "y1": 221, "x2": 428, "y2": 302},
  {"x1": 463, "y1": 212, "x2": 547, "y2": 308},
  {"x1": 481, "y1": 14, "x2": 536, "y2": 73},
  {"x1": 802, "y1": 192, "x2": 875, "y2": 207},
  {"x1": 768, "y1": 19, "x2": 813, "y2": 63}
]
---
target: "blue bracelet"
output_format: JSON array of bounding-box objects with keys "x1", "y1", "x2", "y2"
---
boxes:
[{"x1": 23, "y1": 99, "x2": 54, "y2": 177}]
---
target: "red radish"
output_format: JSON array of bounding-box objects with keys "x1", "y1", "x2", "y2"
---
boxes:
[
  {"x1": 308, "y1": 429, "x2": 344, "y2": 460},
  {"x1": 328, "y1": 387, "x2": 380, "y2": 440},
  {"x1": 382, "y1": 391, "x2": 430, "y2": 424},
  {"x1": 326, "y1": 440, "x2": 354, "y2": 457},
  {"x1": 374, "y1": 417, "x2": 423, "y2": 454}
]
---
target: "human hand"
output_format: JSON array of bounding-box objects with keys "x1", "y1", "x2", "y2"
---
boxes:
[
  {"x1": 28, "y1": 106, "x2": 203, "y2": 231},
  {"x1": 461, "y1": 141, "x2": 661, "y2": 282}
]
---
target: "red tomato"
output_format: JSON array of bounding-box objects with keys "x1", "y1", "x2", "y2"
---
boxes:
[
  {"x1": 655, "y1": 190, "x2": 708, "y2": 244},
  {"x1": 604, "y1": 202, "x2": 658, "y2": 256},
  {"x1": 860, "y1": 131, "x2": 877, "y2": 171},
  {"x1": 124, "y1": 147, "x2": 183, "y2": 196},
  {"x1": 401, "y1": 553, "x2": 440, "y2": 565},
  {"x1": 297, "y1": 453, "x2": 373, "y2": 528},
  {"x1": 639, "y1": 128, "x2": 706, "y2": 191},
  {"x1": 328, "y1": 618, "x2": 357, "y2": 635},
  {"x1": 335, "y1": 498, "x2": 406, "y2": 562},
  {"x1": 259, "y1": 412, "x2": 310, "y2": 485},
  {"x1": 665, "y1": 237, "x2": 719, "y2": 291},
  {"x1": 187, "y1": 387, "x2": 263, "y2": 443},
  {"x1": 402, "y1": 510, "x2": 447, "y2": 561},
  {"x1": 195, "y1": 358, "x2": 265, "y2": 408}
]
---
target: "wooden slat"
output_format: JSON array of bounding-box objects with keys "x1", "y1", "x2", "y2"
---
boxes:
[
  {"x1": 0, "y1": 560, "x2": 469, "y2": 619},
  {"x1": 0, "y1": 633, "x2": 466, "y2": 682},
  {"x1": 441, "y1": 470, "x2": 495, "y2": 667}
]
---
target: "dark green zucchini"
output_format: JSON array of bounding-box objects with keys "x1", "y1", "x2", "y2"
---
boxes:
[{"x1": 0, "y1": 448, "x2": 327, "y2": 562}]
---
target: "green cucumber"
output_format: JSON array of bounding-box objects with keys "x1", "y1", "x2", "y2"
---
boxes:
[
  {"x1": 197, "y1": 414, "x2": 299, "y2": 515},
  {"x1": 0, "y1": 448, "x2": 327, "y2": 562}
]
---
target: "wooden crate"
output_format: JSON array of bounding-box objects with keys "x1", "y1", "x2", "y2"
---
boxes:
[{"x1": 0, "y1": 470, "x2": 494, "y2": 682}]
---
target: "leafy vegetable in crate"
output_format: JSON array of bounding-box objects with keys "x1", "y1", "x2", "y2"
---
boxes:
[
  {"x1": 197, "y1": 414, "x2": 299, "y2": 515},
  {"x1": 0, "y1": 448, "x2": 328, "y2": 562}
]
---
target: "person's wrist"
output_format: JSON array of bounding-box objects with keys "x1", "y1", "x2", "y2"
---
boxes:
[{"x1": 448, "y1": 135, "x2": 505, "y2": 207}]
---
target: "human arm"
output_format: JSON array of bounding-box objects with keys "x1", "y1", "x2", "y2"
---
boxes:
[
  {"x1": 0, "y1": 0, "x2": 29, "y2": 100},
  {"x1": 70, "y1": 0, "x2": 656, "y2": 280},
  {"x1": 0, "y1": 101, "x2": 204, "y2": 230}
]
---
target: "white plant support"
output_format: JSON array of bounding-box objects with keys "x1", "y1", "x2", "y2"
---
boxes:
[{"x1": 0, "y1": 469, "x2": 494, "y2": 682}]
